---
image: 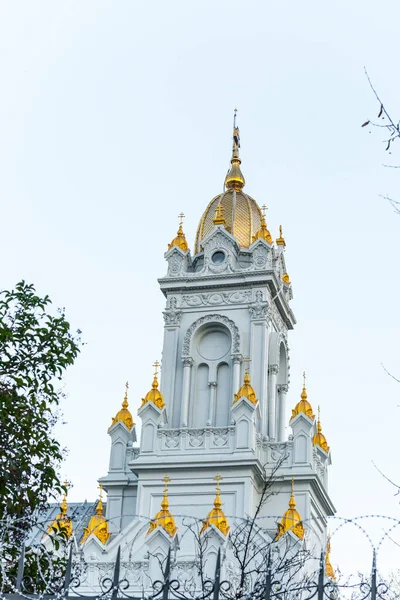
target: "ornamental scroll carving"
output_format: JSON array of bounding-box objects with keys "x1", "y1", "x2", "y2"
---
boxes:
[
  {"x1": 249, "y1": 289, "x2": 269, "y2": 320},
  {"x1": 163, "y1": 296, "x2": 182, "y2": 326},
  {"x1": 182, "y1": 314, "x2": 240, "y2": 357},
  {"x1": 181, "y1": 290, "x2": 252, "y2": 307}
]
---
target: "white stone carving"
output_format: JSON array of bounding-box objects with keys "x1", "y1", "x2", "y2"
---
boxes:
[
  {"x1": 188, "y1": 430, "x2": 204, "y2": 448},
  {"x1": 182, "y1": 314, "x2": 240, "y2": 357},
  {"x1": 181, "y1": 290, "x2": 252, "y2": 307}
]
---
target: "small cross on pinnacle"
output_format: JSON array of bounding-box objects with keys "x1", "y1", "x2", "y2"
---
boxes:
[
  {"x1": 153, "y1": 360, "x2": 160, "y2": 376},
  {"x1": 261, "y1": 204, "x2": 268, "y2": 217},
  {"x1": 178, "y1": 212, "x2": 185, "y2": 226},
  {"x1": 98, "y1": 483, "x2": 103, "y2": 500},
  {"x1": 214, "y1": 473, "x2": 222, "y2": 491},
  {"x1": 125, "y1": 381, "x2": 129, "y2": 396},
  {"x1": 243, "y1": 357, "x2": 251, "y2": 372},
  {"x1": 303, "y1": 371, "x2": 306, "y2": 387},
  {"x1": 163, "y1": 474, "x2": 171, "y2": 491}
]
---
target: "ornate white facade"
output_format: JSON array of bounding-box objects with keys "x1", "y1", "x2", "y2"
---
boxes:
[{"x1": 79, "y1": 122, "x2": 335, "y2": 591}]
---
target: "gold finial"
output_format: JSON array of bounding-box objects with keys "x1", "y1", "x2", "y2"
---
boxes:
[
  {"x1": 276, "y1": 224, "x2": 286, "y2": 247},
  {"x1": 109, "y1": 382, "x2": 134, "y2": 431},
  {"x1": 290, "y1": 372, "x2": 315, "y2": 421},
  {"x1": 282, "y1": 273, "x2": 291, "y2": 285},
  {"x1": 276, "y1": 478, "x2": 304, "y2": 540},
  {"x1": 252, "y1": 204, "x2": 272, "y2": 244},
  {"x1": 201, "y1": 474, "x2": 230, "y2": 536},
  {"x1": 224, "y1": 109, "x2": 245, "y2": 191},
  {"x1": 313, "y1": 405, "x2": 330, "y2": 453},
  {"x1": 168, "y1": 213, "x2": 189, "y2": 252},
  {"x1": 213, "y1": 202, "x2": 226, "y2": 226},
  {"x1": 147, "y1": 475, "x2": 177, "y2": 537},
  {"x1": 81, "y1": 482, "x2": 110, "y2": 545},
  {"x1": 233, "y1": 361, "x2": 258, "y2": 405},
  {"x1": 46, "y1": 481, "x2": 73, "y2": 539},
  {"x1": 141, "y1": 362, "x2": 165, "y2": 409},
  {"x1": 325, "y1": 535, "x2": 336, "y2": 580}
]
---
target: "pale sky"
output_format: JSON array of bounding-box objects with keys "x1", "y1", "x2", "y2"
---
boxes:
[{"x1": 1, "y1": 0, "x2": 400, "y2": 573}]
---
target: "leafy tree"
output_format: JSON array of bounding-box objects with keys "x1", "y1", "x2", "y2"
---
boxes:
[{"x1": 0, "y1": 281, "x2": 81, "y2": 538}]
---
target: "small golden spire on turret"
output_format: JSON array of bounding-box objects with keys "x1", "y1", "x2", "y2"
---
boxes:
[
  {"x1": 81, "y1": 483, "x2": 111, "y2": 545},
  {"x1": 147, "y1": 475, "x2": 177, "y2": 537},
  {"x1": 224, "y1": 109, "x2": 245, "y2": 192},
  {"x1": 109, "y1": 382, "x2": 134, "y2": 431},
  {"x1": 325, "y1": 535, "x2": 336, "y2": 580},
  {"x1": 313, "y1": 406, "x2": 330, "y2": 453},
  {"x1": 282, "y1": 273, "x2": 291, "y2": 285},
  {"x1": 276, "y1": 478, "x2": 304, "y2": 540},
  {"x1": 168, "y1": 213, "x2": 189, "y2": 252},
  {"x1": 233, "y1": 360, "x2": 258, "y2": 405},
  {"x1": 201, "y1": 474, "x2": 230, "y2": 536},
  {"x1": 252, "y1": 204, "x2": 273, "y2": 244},
  {"x1": 47, "y1": 481, "x2": 73, "y2": 538},
  {"x1": 290, "y1": 372, "x2": 315, "y2": 421},
  {"x1": 141, "y1": 361, "x2": 165, "y2": 409},
  {"x1": 276, "y1": 225, "x2": 286, "y2": 247},
  {"x1": 213, "y1": 202, "x2": 226, "y2": 226}
]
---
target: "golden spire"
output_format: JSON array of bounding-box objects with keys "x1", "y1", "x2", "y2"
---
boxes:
[
  {"x1": 81, "y1": 484, "x2": 110, "y2": 545},
  {"x1": 233, "y1": 360, "x2": 258, "y2": 405},
  {"x1": 213, "y1": 202, "x2": 226, "y2": 226},
  {"x1": 252, "y1": 204, "x2": 273, "y2": 244},
  {"x1": 325, "y1": 535, "x2": 336, "y2": 580},
  {"x1": 276, "y1": 478, "x2": 304, "y2": 540},
  {"x1": 201, "y1": 474, "x2": 230, "y2": 536},
  {"x1": 224, "y1": 109, "x2": 245, "y2": 192},
  {"x1": 47, "y1": 481, "x2": 73, "y2": 538},
  {"x1": 141, "y1": 361, "x2": 165, "y2": 409},
  {"x1": 147, "y1": 475, "x2": 177, "y2": 537},
  {"x1": 109, "y1": 382, "x2": 134, "y2": 431},
  {"x1": 313, "y1": 406, "x2": 330, "y2": 453},
  {"x1": 290, "y1": 372, "x2": 315, "y2": 421},
  {"x1": 168, "y1": 213, "x2": 189, "y2": 252},
  {"x1": 276, "y1": 225, "x2": 286, "y2": 247}
]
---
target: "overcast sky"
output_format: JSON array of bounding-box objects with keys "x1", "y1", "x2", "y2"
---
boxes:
[{"x1": 1, "y1": 0, "x2": 400, "y2": 573}]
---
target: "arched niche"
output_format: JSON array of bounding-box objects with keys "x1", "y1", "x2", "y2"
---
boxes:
[{"x1": 182, "y1": 314, "x2": 240, "y2": 358}]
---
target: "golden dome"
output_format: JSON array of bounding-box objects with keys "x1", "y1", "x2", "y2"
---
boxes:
[
  {"x1": 194, "y1": 113, "x2": 262, "y2": 253},
  {"x1": 141, "y1": 361, "x2": 165, "y2": 410},
  {"x1": 147, "y1": 475, "x2": 177, "y2": 537},
  {"x1": 168, "y1": 213, "x2": 189, "y2": 252},
  {"x1": 47, "y1": 482, "x2": 73, "y2": 539},
  {"x1": 201, "y1": 474, "x2": 230, "y2": 536},
  {"x1": 233, "y1": 369, "x2": 258, "y2": 405},
  {"x1": 252, "y1": 205, "x2": 273, "y2": 244},
  {"x1": 109, "y1": 382, "x2": 134, "y2": 431},
  {"x1": 276, "y1": 478, "x2": 304, "y2": 540},
  {"x1": 81, "y1": 484, "x2": 110, "y2": 545},
  {"x1": 313, "y1": 406, "x2": 330, "y2": 453},
  {"x1": 290, "y1": 373, "x2": 315, "y2": 421}
]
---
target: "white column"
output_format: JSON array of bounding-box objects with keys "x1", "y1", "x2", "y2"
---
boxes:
[
  {"x1": 232, "y1": 355, "x2": 242, "y2": 396},
  {"x1": 207, "y1": 381, "x2": 217, "y2": 426},
  {"x1": 181, "y1": 358, "x2": 193, "y2": 427},
  {"x1": 277, "y1": 384, "x2": 288, "y2": 442},
  {"x1": 268, "y1": 364, "x2": 278, "y2": 440}
]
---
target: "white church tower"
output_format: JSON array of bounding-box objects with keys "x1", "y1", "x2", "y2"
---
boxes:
[{"x1": 80, "y1": 115, "x2": 335, "y2": 588}]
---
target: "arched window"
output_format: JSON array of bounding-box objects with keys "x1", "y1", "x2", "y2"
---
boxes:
[{"x1": 188, "y1": 324, "x2": 232, "y2": 428}]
